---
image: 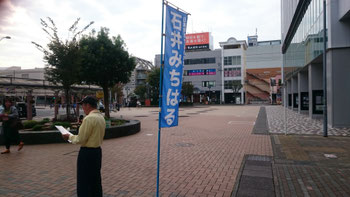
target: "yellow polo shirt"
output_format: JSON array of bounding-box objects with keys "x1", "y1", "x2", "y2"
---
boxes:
[{"x1": 69, "y1": 109, "x2": 106, "y2": 148}]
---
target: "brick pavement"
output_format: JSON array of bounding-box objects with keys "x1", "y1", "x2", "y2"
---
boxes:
[
  {"x1": 0, "y1": 106, "x2": 272, "y2": 197},
  {"x1": 272, "y1": 135, "x2": 350, "y2": 197}
]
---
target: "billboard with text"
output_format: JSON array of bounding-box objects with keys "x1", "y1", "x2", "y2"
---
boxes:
[{"x1": 185, "y1": 32, "x2": 212, "y2": 51}]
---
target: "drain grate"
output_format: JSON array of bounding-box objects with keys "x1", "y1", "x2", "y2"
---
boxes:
[{"x1": 247, "y1": 155, "x2": 272, "y2": 162}]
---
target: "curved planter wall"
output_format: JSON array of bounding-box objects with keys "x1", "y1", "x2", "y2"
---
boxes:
[{"x1": 0, "y1": 120, "x2": 140, "y2": 145}]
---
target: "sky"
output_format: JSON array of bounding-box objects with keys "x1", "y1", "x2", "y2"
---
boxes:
[{"x1": 0, "y1": 0, "x2": 281, "y2": 69}]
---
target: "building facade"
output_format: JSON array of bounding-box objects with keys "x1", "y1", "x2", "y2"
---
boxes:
[
  {"x1": 182, "y1": 49, "x2": 222, "y2": 103},
  {"x1": 156, "y1": 33, "x2": 283, "y2": 105},
  {"x1": 0, "y1": 67, "x2": 45, "y2": 80},
  {"x1": 245, "y1": 38, "x2": 283, "y2": 104},
  {"x1": 123, "y1": 57, "x2": 154, "y2": 104},
  {"x1": 282, "y1": 0, "x2": 350, "y2": 127},
  {"x1": 219, "y1": 37, "x2": 247, "y2": 104}
]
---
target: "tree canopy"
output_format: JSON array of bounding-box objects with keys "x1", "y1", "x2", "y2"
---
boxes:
[
  {"x1": 146, "y1": 67, "x2": 161, "y2": 105},
  {"x1": 79, "y1": 27, "x2": 136, "y2": 118},
  {"x1": 181, "y1": 82, "x2": 194, "y2": 99},
  {"x1": 32, "y1": 17, "x2": 93, "y2": 120},
  {"x1": 134, "y1": 85, "x2": 147, "y2": 101},
  {"x1": 230, "y1": 80, "x2": 243, "y2": 93}
]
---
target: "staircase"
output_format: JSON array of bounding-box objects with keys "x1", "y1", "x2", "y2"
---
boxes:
[
  {"x1": 246, "y1": 72, "x2": 269, "y2": 85},
  {"x1": 246, "y1": 81, "x2": 270, "y2": 95},
  {"x1": 245, "y1": 72, "x2": 271, "y2": 104}
]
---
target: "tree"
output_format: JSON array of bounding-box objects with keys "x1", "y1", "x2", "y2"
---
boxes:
[
  {"x1": 230, "y1": 80, "x2": 243, "y2": 93},
  {"x1": 181, "y1": 83, "x2": 194, "y2": 102},
  {"x1": 79, "y1": 27, "x2": 136, "y2": 118},
  {"x1": 32, "y1": 17, "x2": 93, "y2": 120},
  {"x1": 134, "y1": 85, "x2": 147, "y2": 101},
  {"x1": 146, "y1": 67, "x2": 160, "y2": 105}
]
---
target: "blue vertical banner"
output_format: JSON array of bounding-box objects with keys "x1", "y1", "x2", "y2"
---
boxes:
[{"x1": 161, "y1": 5, "x2": 188, "y2": 128}]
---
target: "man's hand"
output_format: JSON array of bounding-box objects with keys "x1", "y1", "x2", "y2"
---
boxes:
[{"x1": 62, "y1": 134, "x2": 70, "y2": 141}]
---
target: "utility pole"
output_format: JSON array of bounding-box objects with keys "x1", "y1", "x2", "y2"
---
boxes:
[{"x1": 322, "y1": 0, "x2": 328, "y2": 137}]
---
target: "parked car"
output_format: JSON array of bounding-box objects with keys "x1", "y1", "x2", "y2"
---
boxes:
[{"x1": 16, "y1": 102, "x2": 36, "y2": 118}]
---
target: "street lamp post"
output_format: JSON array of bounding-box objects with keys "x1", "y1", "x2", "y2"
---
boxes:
[{"x1": 0, "y1": 36, "x2": 11, "y2": 42}]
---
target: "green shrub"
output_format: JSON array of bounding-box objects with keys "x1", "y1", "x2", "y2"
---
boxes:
[
  {"x1": 32, "y1": 125, "x2": 42, "y2": 131},
  {"x1": 111, "y1": 119, "x2": 126, "y2": 126},
  {"x1": 23, "y1": 120, "x2": 39, "y2": 129},
  {"x1": 39, "y1": 118, "x2": 50, "y2": 125},
  {"x1": 50, "y1": 122, "x2": 71, "y2": 130}
]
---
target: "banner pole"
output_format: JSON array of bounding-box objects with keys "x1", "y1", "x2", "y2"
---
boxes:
[{"x1": 156, "y1": 1, "x2": 165, "y2": 196}]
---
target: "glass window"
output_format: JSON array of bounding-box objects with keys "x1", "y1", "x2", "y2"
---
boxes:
[
  {"x1": 224, "y1": 80, "x2": 241, "y2": 89},
  {"x1": 224, "y1": 56, "x2": 241, "y2": 66},
  {"x1": 224, "y1": 56, "x2": 232, "y2": 65},
  {"x1": 184, "y1": 58, "x2": 216, "y2": 65},
  {"x1": 283, "y1": 0, "x2": 327, "y2": 79},
  {"x1": 202, "y1": 81, "x2": 216, "y2": 87}
]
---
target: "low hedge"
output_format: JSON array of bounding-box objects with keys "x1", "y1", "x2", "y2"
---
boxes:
[
  {"x1": 23, "y1": 120, "x2": 39, "y2": 129},
  {"x1": 50, "y1": 122, "x2": 71, "y2": 130},
  {"x1": 32, "y1": 125, "x2": 43, "y2": 131}
]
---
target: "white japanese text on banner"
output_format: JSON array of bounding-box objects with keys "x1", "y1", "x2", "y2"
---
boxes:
[{"x1": 161, "y1": 5, "x2": 188, "y2": 128}]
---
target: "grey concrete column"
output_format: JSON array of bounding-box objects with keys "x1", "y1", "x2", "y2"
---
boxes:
[
  {"x1": 308, "y1": 64, "x2": 323, "y2": 119},
  {"x1": 327, "y1": 48, "x2": 350, "y2": 127},
  {"x1": 292, "y1": 76, "x2": 298, "y2": 110},
  {"x1": 298, "y1": 71, "x2": 308, "y2": 114},
  {"x1": 286, "y1": 80, "x2": 292, "y2": 108}
]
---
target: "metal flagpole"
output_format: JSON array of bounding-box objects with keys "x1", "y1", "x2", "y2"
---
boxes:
[
  {"x1": 283, "y1": 59, "x2": 287, "y2": 135},
  {"x1": 156, "y1": 0, "x2": 165, "y2": 196},
  {"x1": 323, "y1": 0, "x2": 328, "y2": 137}
]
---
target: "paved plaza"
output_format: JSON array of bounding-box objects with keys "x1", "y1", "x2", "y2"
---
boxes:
[
  {"x1": 266, "y1": 106, "x2": 350, "y2": 136},
  {"x1": 1, "y1": 105, "x2": 350, "y2": 197},
  {"x1": 0, "y1": 106, "x2": 272, "y2": 197}
]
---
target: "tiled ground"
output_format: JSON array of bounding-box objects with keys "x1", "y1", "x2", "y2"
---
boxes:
[
  {"x1": 272, "y1": 135, "x2": 350, "y2": 197},
  {"x1": 266, "y1": 106, "x2": 350, "y2": 136},
  {"x1": 0, "y1": 105, "x2": 272, "y2": 197}
]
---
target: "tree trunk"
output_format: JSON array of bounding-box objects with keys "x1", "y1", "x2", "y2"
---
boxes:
[
  {"x1": 65, "y1": 89, "x2": 71, "y2": 120},
  {"x1": 54, "y1": 91, "x2": 59, "y2": 120},
  {"x1": 103, "y1": 86, "x2": 110, "y2": 119},
  {"x1": 26, "y1": 90, "x2": 33, "y2": 120}
]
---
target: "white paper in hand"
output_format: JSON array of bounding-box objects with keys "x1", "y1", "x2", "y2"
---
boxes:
[{"x1": 56, "y1": 125, "x2": 73, "y2": 143}]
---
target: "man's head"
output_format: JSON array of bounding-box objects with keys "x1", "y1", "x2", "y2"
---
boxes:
[
  {"x1": 78, "y1": 96, "x2": 98, "y2": 115},
  {"x1": 3, "y1": 97, "x2": 13, "y2": 109}
]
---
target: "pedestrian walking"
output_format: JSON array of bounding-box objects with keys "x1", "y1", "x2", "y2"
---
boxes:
[
  {"x1": 62, "y1": 96, "x2": 106, "y2": 197},
  {"x1": 137, "y1": 100, "x2": 141, "y2": 108},
  {"x1": 1, "y1": 98, "x2": 24, "y2": 154}
]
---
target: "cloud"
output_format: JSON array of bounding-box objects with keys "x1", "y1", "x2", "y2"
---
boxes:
[{"x1": 0, "y1": 0, "x2": 281, "y2": 69}]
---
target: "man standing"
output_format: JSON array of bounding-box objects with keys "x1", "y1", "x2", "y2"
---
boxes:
[{"x1": 62, "y1": 96, "x2": 105, "y2": 197}]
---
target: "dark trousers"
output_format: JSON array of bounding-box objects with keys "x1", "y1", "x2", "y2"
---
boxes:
[
  {"x1": 77, "y1": 147, "x2": 102, "y2": 197},
  {"x1": 2, "y1": 123, "x2": 21, "y2": 150}
]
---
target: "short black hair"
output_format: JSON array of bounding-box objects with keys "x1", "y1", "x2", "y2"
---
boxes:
[{"x1": 78, "y1": 96, "x2": 97, "y2": 108}]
